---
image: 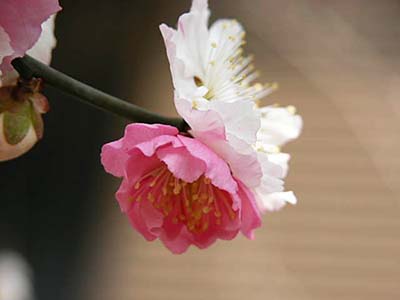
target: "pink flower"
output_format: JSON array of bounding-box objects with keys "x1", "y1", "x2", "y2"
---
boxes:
[
  {"x1": 101, "y1": 123, "x2": 261, "y2": 254},
  {"x1": 0, "y1": 1, "x2": 60, "y2": 161},
  {"x1": 0, "y1": 0, "x2": 61, "y2": 76}
]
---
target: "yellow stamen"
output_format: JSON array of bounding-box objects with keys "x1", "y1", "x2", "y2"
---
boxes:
[{"x1": 287, "y1": 105, "x2": 297, "y2": 115}]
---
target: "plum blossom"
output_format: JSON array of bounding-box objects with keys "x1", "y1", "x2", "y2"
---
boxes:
[
  {"x1": 0, "y1": 0, "x2": 61, "y2": 76},
  {"x1": 0, "y1": 1, "x2": 59, "y2": 161},
  {"x1": 257, "y1": 105, "x2": 303, "y2": 150},
  {"x1": 101, "y1": 0, "x2": 302, "y2": 253},
  {"x1": 1, "y1": 13, "x2": 58, "y2": 87},
  {"x1": 160, "y1": 0, "x2": 271, "y2": 146},
  {"x1": 160, "y1": 0, "x2": 302, "y2": 212},
  {"x1": 254, "y1": 105, "x2": 303, "y2": 211},
  {"x1": 101, "y1": 124, "x2": 261, "y2": 254}
]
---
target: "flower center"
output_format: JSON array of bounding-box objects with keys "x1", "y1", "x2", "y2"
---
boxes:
[
  {"x1": 194, "y1": 76, "x2": 214, "y2": 100},
  {"x1": 130, "y1": 164, "x2": 237, "y2": 233}
]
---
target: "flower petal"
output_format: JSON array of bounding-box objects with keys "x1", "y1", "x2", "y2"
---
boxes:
[
  {"x1": 0, "y1": 27, "x2": 12, "y2": 72},
  {"x1": 258, "y1": 191, "x2": 297, "y2": 212},
  {"x1": 101, "y1": 123, "x2": 178, "y2": 177},
  {"x1": 237, "y1": 181, "x2": 262, "y2": 239},
  {"x1": 175, "y1": 96, "x2": 226, "y2": 138},
  {"x1": 0, "y1": 28, "x2": 15, "y2": 87},
  {"x1": 210, "y1": 100, "x2": 260, "y2": 145},
  {"x1": 156, "y1": 146, "x2": 206, "y2": 183},
  {"x1": 26, "y1": 15, "x2": 57, "y2": 66},
  {"x1": 127, "y1": 203, "x2": 159, "y2": 242},
  {"x1": 178, "y1": 135, "x2": 238, "y2": 194},
  {"x1": 0, "y1": 0, "x2": 61, "y2": 73},
  {"x1": 116, "y1": 153, "x2": 161, "y2": 212},
  {"x1": 190, "y1": 0, "x2": 208, "y2": 12},
  {"x1": 124, "y1": 123, "x2": 178, "y2": 149},
  {"x1": 258, "y1": 106, "x2": 303, "y2": 147},
  {"x1": 160, "y1": 227, "x2": 193, "y2": 254}
]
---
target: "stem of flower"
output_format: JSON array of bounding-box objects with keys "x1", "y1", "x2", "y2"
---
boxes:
[{"x1": 11, "y1": 55, "x2": 188, "y2": 132}]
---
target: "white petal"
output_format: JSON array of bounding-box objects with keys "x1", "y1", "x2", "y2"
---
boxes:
[
  {"x1": 257, "y1": 106, "x2": 303, "y2": 147},
  {"x1": 258, "y1": 191, "x2": 297, "y2": 212},
  {"x1": 256, "y1": 152, "x2": 286, "y2": 194},
  {"x1": 193, "y1": 130, "x2": 263, "y2": 188},
  {"x1": 27, "y1": 14, "x2": 57, "y2": 65},
  {"x1": 191, "y1": 0, "x2": 208, "y2": 12},
  {"x1": 175, "y1": 95, "x2": 225, "y2": 137},
  {"x1": 210, "y1": 99, "x2": 260, "y2": 145},
  {"x1": 268, "y1": 152, "x2": 291, "y2": 178},
  {"x1": 163, "y1": 0, "x2": 210, "y2": 82}
]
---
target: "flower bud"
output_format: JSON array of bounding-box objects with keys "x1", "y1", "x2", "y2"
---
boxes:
[{"x1": 0, "y1": 78, "x2": 48, "y2": 162}]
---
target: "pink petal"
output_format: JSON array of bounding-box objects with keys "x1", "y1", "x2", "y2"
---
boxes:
[
  {"x1": 0, "y1": 0, "x2": 61, "y2": 72},
  {"x1": 178, "y1": 135, "x2": 238, "y2": 194},
  {"x1": 0, "y1": 27, "x2": 14, "y2": 87},
  {"x1": 156, "y1": 146, "x2": 206, "y2": 183},
  {"x1": 175, "y1": 96, "x2": 226, "y2": 139},
  {"x1": 160, "y1": 227, "x2": 192, "y2": 254},
  {"x1": 134, "y1": 135, "x2": 179, "y2": 158},
  {"x1": 124, "y1": 123, "x2": 178, "y2": 149},
  {"x1": 193, "y1": 131, "x2": 263, "y2": 188},
  {"x1": 0, "y1": 27, "x2": 12, "y2": 69},
  {"x1": 237, "y1": 181, "x2": 262, "y2": 239},
  {"x1": 140, "y1": 199, "x2": 164, "y2": 236},
  {"x1": 127, "y1": 204, "x2": 158, "y2": 242},
  {"x1": 101, "y1": 123, "x2": 178, "y2": 177},
  {"x1": 116, "y1": 153, "x2": 160, "y2": 212},
  {"x1": 101, "y1": 138, "x2": 127, "y2": 177}
]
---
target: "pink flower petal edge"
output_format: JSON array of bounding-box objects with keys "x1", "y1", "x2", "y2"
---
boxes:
[
  {"x1": 0, "y1": 0, "x2": 61, "y2": 73},
  {"x1": 101, "y1": 123, "x2": 262, "y2": 254}
]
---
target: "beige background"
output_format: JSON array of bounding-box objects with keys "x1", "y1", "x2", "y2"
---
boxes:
[{"x1": 79, "y1": 1, "x2": 400, "y2": 299}]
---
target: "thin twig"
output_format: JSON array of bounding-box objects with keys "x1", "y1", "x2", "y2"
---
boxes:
[{"x1": 12, "y1": 55, "x2": 188, "y2": 132}]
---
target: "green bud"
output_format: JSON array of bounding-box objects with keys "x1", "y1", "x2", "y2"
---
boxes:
[{"x1": 0, "y1": 78, "x2": 48, "y2": 162}]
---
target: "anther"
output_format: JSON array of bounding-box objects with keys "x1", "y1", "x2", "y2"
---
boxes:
[
  {"x1": 286, "y1": 105, "x2": 297, "y2": 115},
  {"x1": 147, "y1": 193, "x2": 155, "y2": 203}
]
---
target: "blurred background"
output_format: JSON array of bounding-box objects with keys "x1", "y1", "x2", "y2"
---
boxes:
[{"x1": 1, "y1": 0, "x2": 400, "y2": 299}]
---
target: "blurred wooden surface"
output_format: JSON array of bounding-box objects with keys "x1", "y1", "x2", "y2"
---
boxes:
[{"x1": 79, "y1": 1, "x2": 400, "y2": 299}]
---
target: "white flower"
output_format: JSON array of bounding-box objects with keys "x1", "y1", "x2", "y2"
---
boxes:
[
  {"x1": 258, "y1": 105, "x2": 303, "y2": 147},
  {"x1": 160, "y1": 0, "x2": 277, "y2": 146},
  {"x1": 256, "y1": 105, "x2": 303, "y2": 175},
  {"x1": 160, "y1": 0, "x2": 302, "y2": 212},
  {"x1": 254, "y1": 105, "x2": 302, "y2": 211}
]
